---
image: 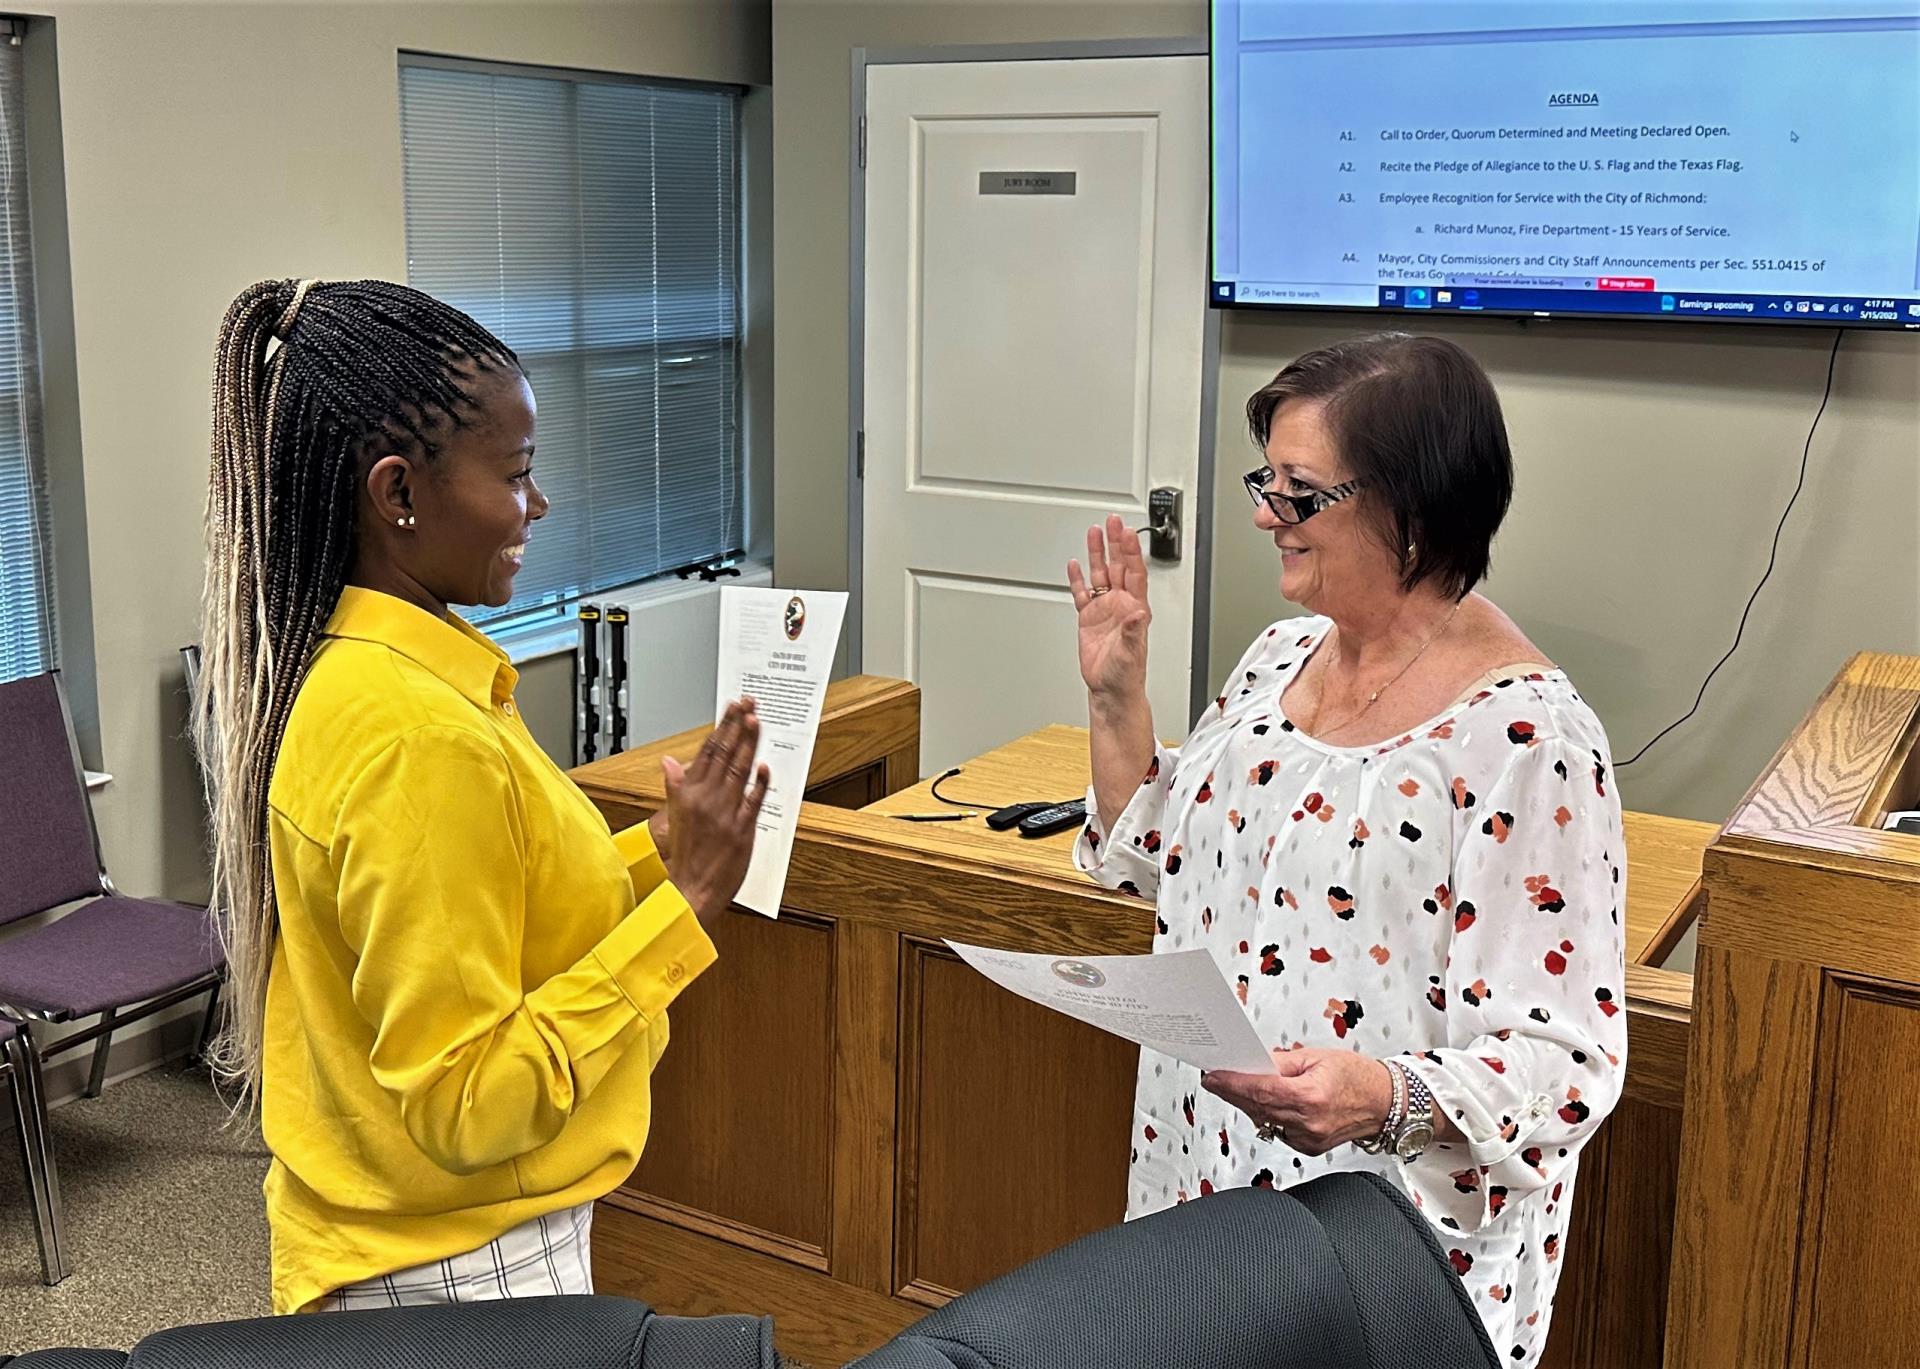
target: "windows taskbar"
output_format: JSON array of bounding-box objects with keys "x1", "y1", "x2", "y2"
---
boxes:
[{"x1": 1213, "y1": 280, "x2": 1920, "y2": 326}]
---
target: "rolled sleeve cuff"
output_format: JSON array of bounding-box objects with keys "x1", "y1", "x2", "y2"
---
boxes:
[
  {"x1": 1393, "y1": 1058, "x2": 1557, "y2": 1236},
  {"x1": 612, "y1": 821, "x2": 672, "y2": 900},
  {"x1": 1409, "y1": 1057, "x2": 1556, "y2": 1170},
  {"x1": 592, "y1": 882, "x2": 717, "y2": 1023}
]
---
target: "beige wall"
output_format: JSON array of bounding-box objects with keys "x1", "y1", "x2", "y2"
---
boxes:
[
  {"x1": 1210, "y1": 313, "x2": 1920, "y2": 825},
  {"x1": 31, "y1": 0, "x2": 1918, "y2": 913},
  {"x1": 771, "y1": 0, "x2": 1201, "y2": 609},
  {"x1": 773, "y1": 0, "x2": 1920, "y2": 825},
  {"x1": 32, "y1": 0, "x2": 769, "y2": 903}
]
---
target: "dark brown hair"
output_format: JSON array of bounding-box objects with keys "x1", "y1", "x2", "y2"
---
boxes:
[{"x1": 1245, "y1": 332, "x2": 1512, "y2": 600}]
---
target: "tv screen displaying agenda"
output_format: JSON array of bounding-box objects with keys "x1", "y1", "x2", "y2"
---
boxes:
[{"x1": 1211, "y1": 1, "x2": 1920, "y2": 327}]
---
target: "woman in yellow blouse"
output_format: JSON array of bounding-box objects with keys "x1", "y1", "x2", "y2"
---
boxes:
[{"x1": 191, "y1": 279, "x2": 766, "y2": 1313}]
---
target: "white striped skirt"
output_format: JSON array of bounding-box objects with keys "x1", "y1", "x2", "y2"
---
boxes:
[{"x1": 314, "y1": 1202, "x2": 594, "y2": 1311}]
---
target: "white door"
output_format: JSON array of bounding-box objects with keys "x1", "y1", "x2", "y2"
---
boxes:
[{"x1": 860, "y1": 55, "x2": 1210, "y2": 774}]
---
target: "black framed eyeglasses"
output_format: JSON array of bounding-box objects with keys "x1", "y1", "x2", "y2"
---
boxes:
[{"x1": 1243, "y1": 467, "x2": 1366, "y2": 525}]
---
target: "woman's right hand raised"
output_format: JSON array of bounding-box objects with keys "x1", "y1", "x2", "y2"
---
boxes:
[
  {"x1": 659, "y1": 698, "x2": 771, "y2": 924},
  {"x1": 1067, "y1": 513, "x2": 1152, "y2": 705}
]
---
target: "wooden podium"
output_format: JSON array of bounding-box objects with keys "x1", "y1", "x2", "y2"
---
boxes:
[
  {"x1": 1666, "y1": 653, "x2": 1920, "y2": 1368},
  {"x1": 571, "y1": 675, "x2": 1726, "y2": 1367}
]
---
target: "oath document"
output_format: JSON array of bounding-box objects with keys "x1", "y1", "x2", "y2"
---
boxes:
[
  {"x1": 715, "y1": 587, "x2": 848, "y2": 917},
  {"x1": 944, "y1": 941, "x2": 1280, "y2": 1075}
]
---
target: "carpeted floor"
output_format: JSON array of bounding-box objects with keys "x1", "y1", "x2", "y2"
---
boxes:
[
  {"x1": 0, "y1": 1067, "x2": 823, "y2": 1366},
  {"x1": 0, "y1": 1063, "x2": 272, "y2": 1353}
]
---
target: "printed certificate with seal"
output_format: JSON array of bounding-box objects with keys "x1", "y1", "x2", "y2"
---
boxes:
[
  {"x1": 715, "y1": 586, "x2": 848, "y2": 916},
  {"x1": 943, "y1": 941, "x2": 1279, "y2": 1074}
]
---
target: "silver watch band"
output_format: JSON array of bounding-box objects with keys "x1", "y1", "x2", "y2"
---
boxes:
[{"x1": 1393, "y1": 1066, "x2": 1436, "y2": 1161}]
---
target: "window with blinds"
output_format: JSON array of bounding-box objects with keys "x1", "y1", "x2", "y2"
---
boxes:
[
  {"x1": 0, "y1": 26, "x2": 54, "y2": 683},
  {"x1": 398, "y1": 59, "x2": 744, "y2": 628}
]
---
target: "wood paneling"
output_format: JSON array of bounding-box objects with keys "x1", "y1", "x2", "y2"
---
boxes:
[
  {"x1": 866, "y1": 726, "x2": 1716, "y2": 968},
  {"x1": 1664, "y1": 653, "x2": 1920, "y2": 1369},
  {"x1": 1717, "y1": 652, "x2": 1920, "y2": 869},
  {"x1": 830, "y1": 919, "x2": 899, "y2": 1293},
  {"x1": 574, "y1": 675, "x2": 922, "y2": 816},
  {"x1": 1540, "y1": 969, "x2": 1689, "y2": 1369},
  {"x1": 1541, "y1": 1096, "x2": 1684, "y2": 1369},
  {"x1": 1800, "y1": 983, "x2": 1920, "y2": 1368},
  {"x1": 807, "y1": 762, "x2": 887, "y2": 810},
  {"x1": 895, "y1": 942, "x2": 1136, "y2": 1300},
  {"x1": 623, "y1": 911, "x2": 836, "y2": 1256},
  {"x1": 1627, "y1": 813, "x2": 1716, "y2": 965},
  {"x1": 1623, "y1": 963, "x2": 1692, "y2": 1112},
  {"x1": 1865, "y1": 716, "x2": 1920, "y2": 826},
  {"x1": 577, "y1": 682, "x2": 1726, "y2": 1368},
  {"x1": 1696, "y1": 844, "x2": 1920, "y2": 981},
  {"x1": 1666, "y1": 946, "x2": 1823, "y2": 1368},
  {"x1": 1725, "y1": 652, "x2": 1920, "y2": 838},
  {"x1": 784, "y1": 808, "x2": 1152, "y2": 950},
  {"x1": 1594, "y1": 1100, "x2": 1683, "y2": 1369},
  {"x1": 593, "y1": 1199, "x2": 918, "y2": 1368}
]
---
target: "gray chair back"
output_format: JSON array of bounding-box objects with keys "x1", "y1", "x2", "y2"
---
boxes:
[
  {"x1": 120, "y1": 1296, "x2": 776, "y2": 1368},
  {"x1": 854, "y1": 1173, "x2": 1499, "y2": 1369},
  {"x1": 0, "y1": 673, "x2": 106, "y2": 928}
]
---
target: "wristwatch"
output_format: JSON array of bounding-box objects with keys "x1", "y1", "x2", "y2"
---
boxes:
[{"x1": 1393, "y1": 1066, "x2": 1436, "y2": 1162}]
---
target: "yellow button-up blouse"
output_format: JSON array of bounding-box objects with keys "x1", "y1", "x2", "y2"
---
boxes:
[{"x1": 261, "y1": 586, "x2": 714, "y2": 1313}]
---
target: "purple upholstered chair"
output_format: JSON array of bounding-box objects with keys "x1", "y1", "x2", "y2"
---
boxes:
[
  {"x1": 2, "y1": 1016, "x2": 65, "y2": 1284},
  {"x1": 0, "y1": 670, "x2": 225, "y2": 1284}
]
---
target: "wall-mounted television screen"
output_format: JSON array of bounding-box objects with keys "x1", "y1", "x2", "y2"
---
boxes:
[{"x1": 1211, "y1": 2, "x2": 1920, "y2": 328}]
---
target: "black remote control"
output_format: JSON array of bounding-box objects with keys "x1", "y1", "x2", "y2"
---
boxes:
[
  {"x1": 1017, "y1": 799, "x2": 1088, "y2": 839},
  {"x1": 986, "y1": 801, "x2": 1053, "y2": 831}
]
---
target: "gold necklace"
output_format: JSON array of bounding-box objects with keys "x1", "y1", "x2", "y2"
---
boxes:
[{"x1": 1306, "y1": 602, "x2": 1462, "y2": 739}]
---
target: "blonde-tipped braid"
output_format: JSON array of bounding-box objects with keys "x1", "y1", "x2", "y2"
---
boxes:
[{"x1": 192, "y1": 278, "x2": 518, "y2": 1110}]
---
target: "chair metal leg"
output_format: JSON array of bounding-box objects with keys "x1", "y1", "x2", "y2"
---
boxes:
[
  {"x1": 4, "y1": 1056, "x2": 29, "y2": 1263},
  {"x1": 192, "y1": 980, "x2": 222, "y2": 1064},
  {"x1": 7, "y1": 1031, "x2": 69, "y2": 1285},
  {"x1": 85, "y1": 1005, "x2": 116, "y2": 1098}
]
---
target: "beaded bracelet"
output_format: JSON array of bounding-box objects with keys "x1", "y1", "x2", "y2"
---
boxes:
[{"x1": 1358, "y1": 1059, "x2": 1407, "y2": 1154}]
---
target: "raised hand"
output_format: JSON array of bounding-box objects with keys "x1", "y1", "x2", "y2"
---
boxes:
[
  {"x1": 1067, "y1": 513, "x2": 1152, "y2": 705},
  {"x1": 658, "y1": 697, "x2": 772, "y2": 923}
]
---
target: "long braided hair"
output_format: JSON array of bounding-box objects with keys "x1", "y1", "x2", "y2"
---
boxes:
[{"x1": 193, "y1": 279, "x2": 519, "y2": 1107}]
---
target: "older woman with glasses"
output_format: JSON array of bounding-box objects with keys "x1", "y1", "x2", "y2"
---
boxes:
[{"x1": 1064, "y1": 333, "x2": 1625, "y2": 1369}]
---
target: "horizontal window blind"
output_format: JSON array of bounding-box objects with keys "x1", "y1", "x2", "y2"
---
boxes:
[
  {"x1": 0, "y1": 25, "x2": 53, "y2": 683},
  {"x1": 399, "y1": 60, "x2": 743, "y2": 627}
]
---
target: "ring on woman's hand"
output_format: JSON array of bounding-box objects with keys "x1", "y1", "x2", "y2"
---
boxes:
[
  {"x1": 1256, "y1": 1121, "x2": 1286, "y2": 1143},
  {"x1": 1088, "y1": 585, "x2": 1111, "y2": 597}
]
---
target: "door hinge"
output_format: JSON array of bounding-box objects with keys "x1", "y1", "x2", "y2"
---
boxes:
[
  {"x1": 856, "y1": 429, "x2": 866, "y2": 479},
  {"x1": 858, "y1": 115, "x2": 867, "y2": 171}
]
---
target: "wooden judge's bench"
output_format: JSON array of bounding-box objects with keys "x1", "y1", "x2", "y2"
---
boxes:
[{"x1": 571, "y1": 657, "x2": 1920, "y2": 1368}]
